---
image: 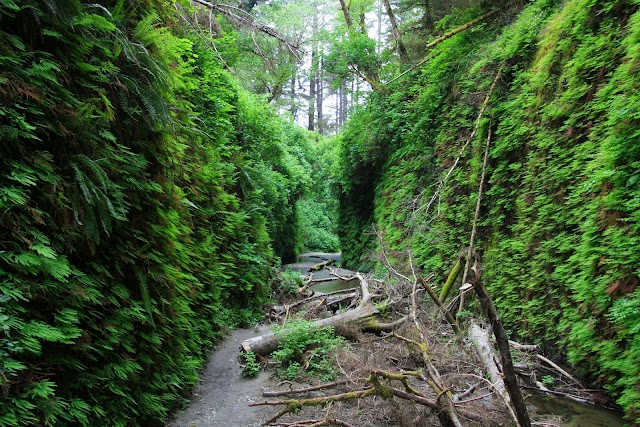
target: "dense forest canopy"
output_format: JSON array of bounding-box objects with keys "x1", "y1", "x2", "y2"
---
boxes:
[{"x1": 1, "y1": 0, "x2": 639, "y2": 425}]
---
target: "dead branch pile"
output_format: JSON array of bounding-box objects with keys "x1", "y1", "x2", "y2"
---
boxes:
[{"x1": 243, "y1": 246, "x2": 606, "y2": 427}]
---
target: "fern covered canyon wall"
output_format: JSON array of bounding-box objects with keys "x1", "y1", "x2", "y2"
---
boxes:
[
  {"x1": 337, "y1": 0, "x2": 640, "y2": 422},
  {"x1": 0, "y1": 1, "x2": 322, "y2": 425},
  {"x1": 2, "y1": 0, "x2": 640, "y2": 425}
]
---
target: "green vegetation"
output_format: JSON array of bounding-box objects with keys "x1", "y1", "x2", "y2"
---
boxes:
[
  {"x1": 2, "y1": 0, "x2": 639, "y2": 424},
  {"x1": 0, "y1": 1, "x2": 319, "y2": 425},
  {"x1": 241, "y1": 351, "x2": 262, "y2": 378},
  {"x1": 272, "y1": 319, "x2": 345, "y2": 381},
  {"x1": 337, "y1": 0, "x2": 640, "y2": 422},
  {"x1": 297, "y1": 135, "x2": 341, "y2": 252}
]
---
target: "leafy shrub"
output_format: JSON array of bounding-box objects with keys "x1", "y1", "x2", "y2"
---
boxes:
[
  {"x1": 272, "y1": 320, "x2": 346, "y2": 381},
  {"x1": 241, "y1": 351, "x2": 262, "y2": 378},
  {"x1": 270, "y1": 268, "x2": 304, "y2": 299}
]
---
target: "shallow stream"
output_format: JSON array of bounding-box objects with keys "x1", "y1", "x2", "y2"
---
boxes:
[{"x1": 529, "y1": 393, "x2": 625, "y2": 426}]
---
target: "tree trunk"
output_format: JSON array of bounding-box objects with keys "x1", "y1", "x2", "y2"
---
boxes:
[
  {"x1": 338, "y1": 0, "x2": 354, "y2": 28},
  {"x1": 382, "y1": 0, "x2": 408, "y2": 62},
  {"x1": 308, "y1": 50, "x2": 317, "y2": 131},
  {"x1": 290, "y1": 74, "x2": 297, "y2": 119},
  {"x1": 423, "y1": 0, "x2": 433, "y2": 32},
  {"x1": 471, "y1": 270, "x2": 532, "y2": 427},
  {"x1": 317, "y1": 56, "x2": 324, "y2": 135},
  {"x1": 242, "y1": 274, "x2": 401, "y2": 355}
]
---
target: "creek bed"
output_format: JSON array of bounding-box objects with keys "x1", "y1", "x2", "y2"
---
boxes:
[{"x1": 528, "y1": 392, "x2": 624, "y2": 426}]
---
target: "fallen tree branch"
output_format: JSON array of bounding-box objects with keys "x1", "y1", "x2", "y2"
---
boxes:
[
  {"x1": 458, "y1": 123, "x2": 494, "y2": 316},
  {"x1": 457, "y1": 372, "x2": 520, "y2": 426},
  {"x1": 309, "y1": 259, "x2": 335, "y2": 272},
  {"x1": 468, "y1": 322, "x2": 507, "y2": 399},
  {"x1": 405, "y1": 277, "x2": 464, "y2": 427},
  {"x1": 263, "y1": 379, "x2": 350, "y2": 397},
  {"x1": 439, "y1": 256, "x2": 464, "y2": 302},
  {"x1": 271, "y1": 287, "x2": 359, "y2": 320},
  {"x1": 408, "y1": 64, "x2": 503, "y2": 232},
  {"x1": 251, "y1": 388, "x2": 379, "y2": 424},
  {"x1": 522, "y1": 386, "x2": 592, "y2": 405},
  {"x1": 386, "y1": 10, "x2": 498, "y2": 84},
  {"x1": 419, "y1": 277, "x2": 461, "y2": 337},
  {"x1": 251, "y1": 371, "x2": 489, "y2": 425},
  {"x1": 471, "y1": 266, "x2": 531, "y2": 427},
  {"x1": 191, "y1": 0, "x2": 304, "y2": 59},
  {"x1": 243, "y1": 274, "x2": 401, "y2": 355},
  {"x1": 535, "y1": 354, "x2": 585, "y2": 388},
  {"x1": 509, "y1": 340, "x2": 541, "y2": 352},
  {"x1": 328, "y1": 268, "x2": 358, "y2": 282}
]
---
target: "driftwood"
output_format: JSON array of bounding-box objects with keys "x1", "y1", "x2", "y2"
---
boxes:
[
  {"x1": 250, "y1": 370, "x2": 487, "y2": 426},
  {"x1": 263, "y1": 380, "x2": 349, "y2": 397},
  {"x1": 309, "y1": 259, "x2": 335, "y2": 272},
  {"x1": 470, "y1": 264, "x2": 531, "y2": 427},
  {"x1": 535, "y1": 354, "x2": 585, "y2": 388},
  {"x1": 469, "y1": 322, "x2": 507, "y2": 398},
  {"x1": 509, "y1": 340, "x2": 541, "y2": 352},
  {"x1": 242, "y1": 273, "x2": 404, "y2": 355},
  {"x1": 296, "y1": 268, "x2": 357, "y2": 295}
]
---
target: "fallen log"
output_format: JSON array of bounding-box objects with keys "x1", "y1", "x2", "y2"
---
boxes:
[
  {"x1": 468, "y1": 322, "x2": 508, "y2": 401},
  {"x1": 309, "y1": 259, "x2": 334, "y2": 272},
  {"x1": 250, "y1": 371, "x2": 489, "y2": 426},
  {"x1": 263, "y1": 379, "x2": 349, "y2": 397},
  {"x1": 471, "y1": 264, "x2": 531, "y2": 427},
  {"x1": 535, "y1": 354, "x2": 585, "y2": 388},
  {"x1": 242, "y1": 273, "x2": 404, "y2": 355}
]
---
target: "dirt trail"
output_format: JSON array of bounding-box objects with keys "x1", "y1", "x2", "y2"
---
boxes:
[
  {"x1": 169, "y1": 253, "x2": 345, "y2": 427},
  {"x1": 168, "y1": 326, "x2": 275, "y2": 427}
]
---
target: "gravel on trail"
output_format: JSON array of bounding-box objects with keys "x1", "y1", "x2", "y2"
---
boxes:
[{"x1": 168, "y1": 326, "x2": 275, "y2": 427}]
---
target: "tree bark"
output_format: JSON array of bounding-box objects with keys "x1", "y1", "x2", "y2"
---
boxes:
[
  {"x1": 338, "y1": 0, "x2": 354, "y2": 28},
  {"x1": 382, "y1": 0, "x2": 409, "y2": 62},
  {"x1": 387, "y1": 10, "x2": 498, "y2": 84},
  {"x1": 317, "y1": 55, "x2": 324, "y2": 134},
  {"x1": 471, "y1": 271, "x2": 531, "y2": 427}
]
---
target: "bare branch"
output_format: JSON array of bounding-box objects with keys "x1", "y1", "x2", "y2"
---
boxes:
[
  {"x1": 263, "y1": 380, "x2": 350, "y2": 397},
  {"x1": 386, "y1": 10, "x2": 498, "y2": 85},
  {"x1": 408, "y1": 64, "x2": 503, "y2": 234},
  {"x1": 191, "y1": 0, "x2": 304, "y2": 60}
]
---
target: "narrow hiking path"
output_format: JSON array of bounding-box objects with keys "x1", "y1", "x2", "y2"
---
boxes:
[
  {"x1": 168, "y1": 326, "x2": 274, "y2": 427},
  {"x1": 168, "y1": 253, "x2": 346, "y2": 427}
]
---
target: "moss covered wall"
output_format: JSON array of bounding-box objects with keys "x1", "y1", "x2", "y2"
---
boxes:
[{"x1": 338, "y1": 0, "x2": 640, "y2": 422}]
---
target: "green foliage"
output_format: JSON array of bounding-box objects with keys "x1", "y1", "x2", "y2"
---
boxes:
[
  {"x1": 296, "y1": 134, "x2": 341, "y2": 253},
  {"x1": 270, "y1": 268, "x2": 305, "y2": 298},
  {"x1": 241, "y1": 351, "x2": 262, "y2": 378},
  {"x1": 337, "y1": 0, "x2": 640, "y2": 422},
  {"x1": 272, "y1": 320, "x2": 345, "y2": 381},
  {"x1": 0, "y1": 1, "x2": 311, "y2": 425}
]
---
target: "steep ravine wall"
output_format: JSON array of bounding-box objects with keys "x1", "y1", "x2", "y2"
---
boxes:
[{"x1": 338, "y1": 0, "x2": 640, "y2": 422}]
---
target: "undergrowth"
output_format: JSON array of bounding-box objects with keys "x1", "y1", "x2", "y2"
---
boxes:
[{"x1": 272, "y1": 320, "x2": 346, "y2": 382}]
